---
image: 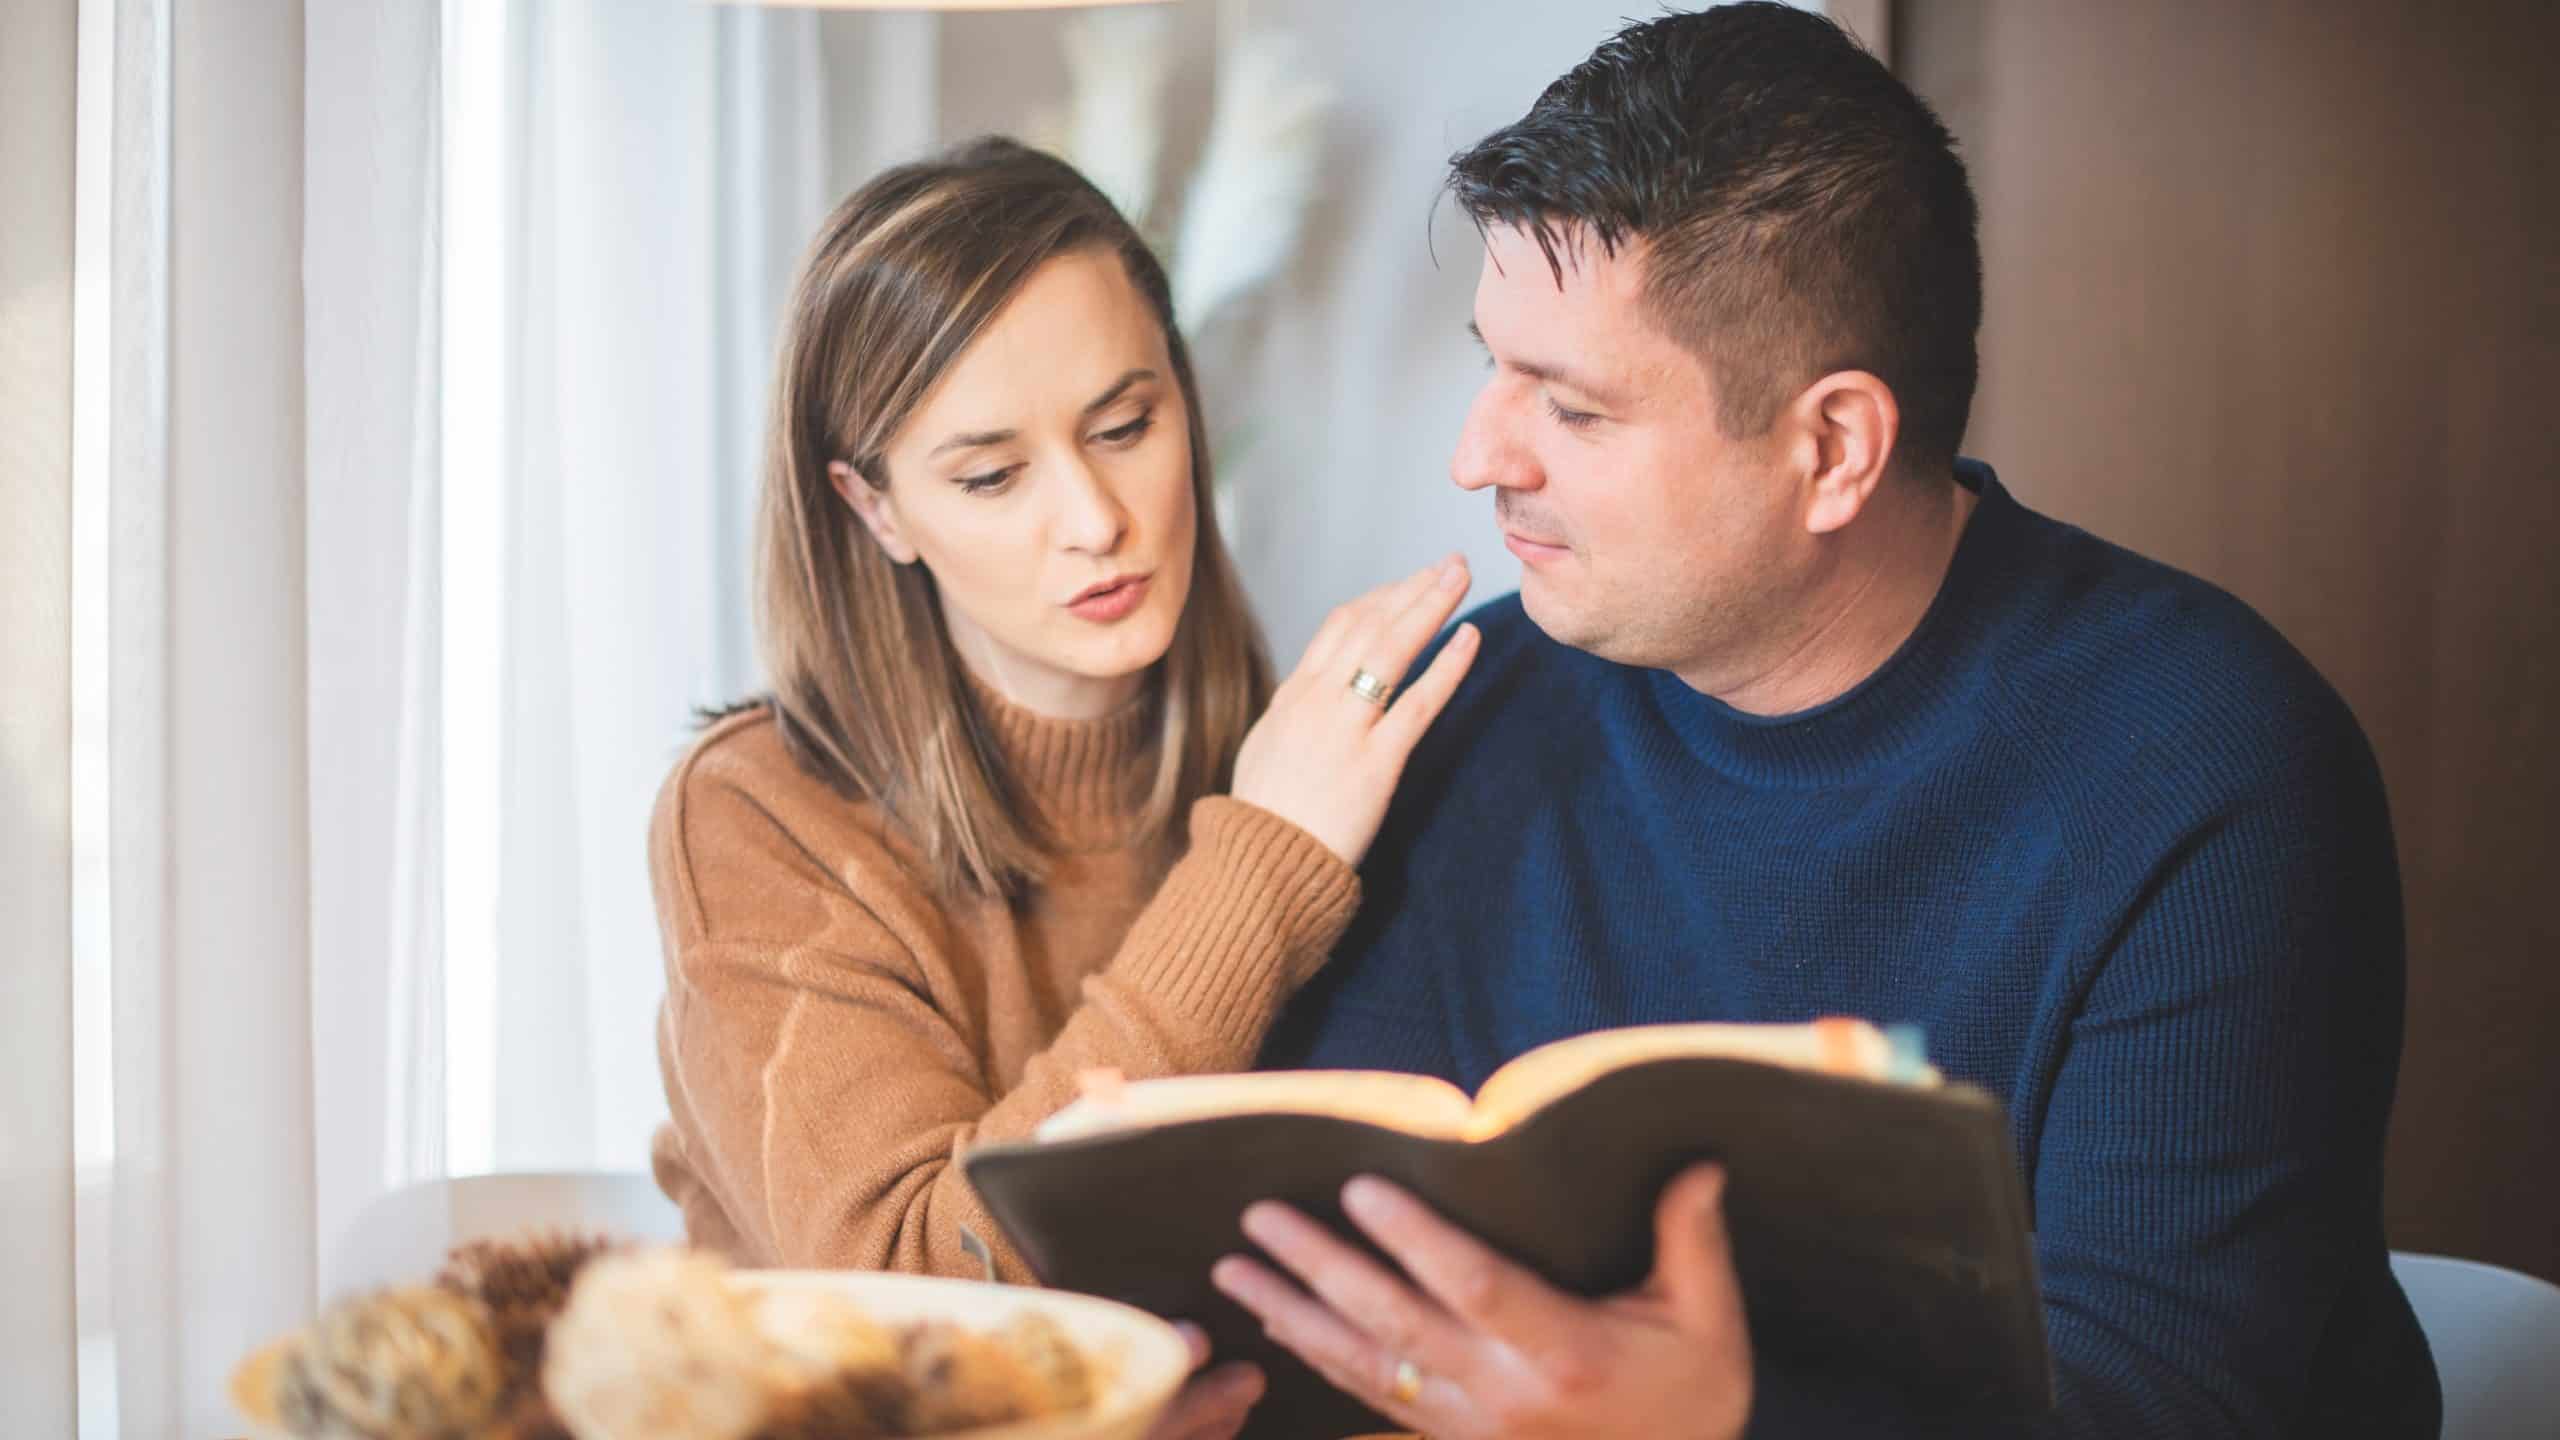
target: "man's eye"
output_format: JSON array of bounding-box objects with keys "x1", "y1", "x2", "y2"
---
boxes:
[{"x1": 1546, "y1": 396, "x2": 1602, "y2": 431}]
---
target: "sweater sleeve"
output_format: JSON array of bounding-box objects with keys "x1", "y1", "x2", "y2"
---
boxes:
[
  {"x1": 654, "y1": 774, "x2": 1359, "y2": 1283},
  {"x1": 2018, "y1": 716, "x2": 2424, "y2": 1437},
  {"x1": 1748, "y1": 715, "x2": 2427, "y2": 1438}
]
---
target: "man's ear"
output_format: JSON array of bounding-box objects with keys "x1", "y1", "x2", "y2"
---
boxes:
[
  {"x1": 830, "y1": 459, "x2": 919, "y2": 564},
  {"x1": 1790, "y1": 371, "x2": 1899, "y2": 536}
]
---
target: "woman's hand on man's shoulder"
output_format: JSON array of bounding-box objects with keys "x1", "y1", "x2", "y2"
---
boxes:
[{"x1": 1231, "y1": 557, "x2": 1481, "y2": 867}]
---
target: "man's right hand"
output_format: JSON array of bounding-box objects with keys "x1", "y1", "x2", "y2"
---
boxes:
[
  {"x1": 1230, "y1": 556, "x2": 1480, "y2": 867},
  {"x1": 1143, "y1": 1322, "x2": 1264, "y2": 1440}
]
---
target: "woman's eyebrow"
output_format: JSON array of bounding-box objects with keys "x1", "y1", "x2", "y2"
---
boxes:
[
  {"x1": 928, "y1": 369, "x2": 1159, "y2": 458},
  {"x1": 1081, "y1": 368, "x2": 1157, "y2": 418},
  {"x1": 930, "y1": 426, "x2": 1014, "y2": 458}
]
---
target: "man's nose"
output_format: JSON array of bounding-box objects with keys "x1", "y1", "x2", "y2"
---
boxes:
[
  {"x1": 1055, "y1": 454, "x2": 1130, "y2": 555},
  {"x1": 1451, "y1": 384, "x2": 1539, "y2": 494}
]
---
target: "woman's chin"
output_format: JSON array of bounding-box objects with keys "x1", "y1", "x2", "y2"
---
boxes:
[
  {"x1": 1077, "y1": 636, "x2": 1177, "y2": 687},
  {"x1": 1031, "y1": 623, "x2": 1168, "y2": 691}
]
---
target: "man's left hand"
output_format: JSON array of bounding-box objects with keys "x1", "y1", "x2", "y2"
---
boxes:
[{"x1": 1210, "y1": 1162, "x2": 1752, "y2": 1440}]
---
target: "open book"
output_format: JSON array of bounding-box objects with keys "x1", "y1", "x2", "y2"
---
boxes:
[
  {"x1": 964, "y1": 1018, "x2": 2048, "y2": 1440},
  {"x1": 1036, "y1": 1016, "x2": 1939, "y2": 1146}
]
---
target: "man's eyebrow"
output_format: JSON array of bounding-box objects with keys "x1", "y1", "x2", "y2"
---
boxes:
[
  {"x1": 1466, "y1": 320, "x2": 1620, "y2": 406},
  {"x1": 929, "y1": 368, "x2": 1160, "y2": 458}
]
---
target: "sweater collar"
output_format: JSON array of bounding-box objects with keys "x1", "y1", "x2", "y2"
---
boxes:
[
  {"x1": 962, "y1": 668, "x2": 1155, "y2": 847},
  {"x1": 1649, "y1": 459, "x2": 2021, "y2": 787}
]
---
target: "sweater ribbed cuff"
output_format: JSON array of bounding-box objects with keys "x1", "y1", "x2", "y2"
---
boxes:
[{"x1": 1106, "y1": 796, "x2": 1361, "y2": 1055}]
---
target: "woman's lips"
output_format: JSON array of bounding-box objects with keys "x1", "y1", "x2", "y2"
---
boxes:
[{"x1": 1066, "y1": 573, "x2": 1152, "y2": 622}]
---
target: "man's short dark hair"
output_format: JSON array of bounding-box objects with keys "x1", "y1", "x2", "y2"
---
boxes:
[{"x1": 1449, "y1": 3, "x2": 1982, "y2": 472}]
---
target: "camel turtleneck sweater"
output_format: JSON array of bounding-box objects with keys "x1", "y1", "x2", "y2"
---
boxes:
[{"x1": 649, "y1": 684, "x2": 1358, "y2": 1282}]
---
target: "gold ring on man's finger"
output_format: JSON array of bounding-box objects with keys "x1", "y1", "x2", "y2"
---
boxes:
[{"x1": 1387, "y1": 1355, "x2": 1426, "y2": 1405}]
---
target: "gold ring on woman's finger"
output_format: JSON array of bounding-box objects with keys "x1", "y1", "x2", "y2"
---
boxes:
[{"x1": 1347, "y1": 667, "x2": 1394, "y2": 708}]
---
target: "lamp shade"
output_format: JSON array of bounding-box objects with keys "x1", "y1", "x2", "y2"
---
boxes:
[{"x1": 709, "y1": 1, "x2": 1175, "y2": 10}]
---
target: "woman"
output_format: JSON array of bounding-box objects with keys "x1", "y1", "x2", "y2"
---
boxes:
[{"x1": 649, "y1": 138, "x2": 1477, "y2": 1297}]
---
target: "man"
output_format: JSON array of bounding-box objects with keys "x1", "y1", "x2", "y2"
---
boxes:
[{"x1": 1208, "y1": 6, "x2": 2441, "y2": 1436}]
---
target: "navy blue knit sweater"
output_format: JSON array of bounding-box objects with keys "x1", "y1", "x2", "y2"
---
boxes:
[{"x1": 1258, "y1": 462, "x2": 2439, "y2": 1437}]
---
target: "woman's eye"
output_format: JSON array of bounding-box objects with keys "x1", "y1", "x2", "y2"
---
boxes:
[
  {"x1": 1545, "y1": 396, "x2": 1602, "y2": 431},
  {"x1": 955, "y1": 466, "x2": 1019, "y2": 495},
  {"x1": 1093, "y1": 412, "x2": 1154, "y2": 447}
]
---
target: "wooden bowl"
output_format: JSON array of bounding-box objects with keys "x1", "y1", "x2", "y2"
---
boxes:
[{"x1": 733, "y1": 1270, "x2": 1192, "y2": 1440}]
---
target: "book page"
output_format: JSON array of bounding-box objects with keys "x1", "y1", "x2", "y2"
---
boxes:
[
  {"x1": 1033, "y1": 1070, "x2": 1477, "y2": 1143},
  {"x1": 1463, "y1": 1017, "x2": 1935, "y2": 1140}
]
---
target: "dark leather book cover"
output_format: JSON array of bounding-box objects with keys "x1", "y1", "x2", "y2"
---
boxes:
[{"x1": 964, "y1": 1058, "x2": 2050, "y2": 1440}]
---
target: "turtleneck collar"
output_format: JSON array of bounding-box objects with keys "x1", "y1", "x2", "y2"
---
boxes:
[
  {"x1": 1649, "y1": 459, "x2": 2022, "y2": 788},
  {"x1": 961, "y1": 667, "x2": 1157, "y2": 848}
]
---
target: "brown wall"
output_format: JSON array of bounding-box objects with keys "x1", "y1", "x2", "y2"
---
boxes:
[{"x1": 1900, "y1": 0, "x2": 2559, "y2": 1281}]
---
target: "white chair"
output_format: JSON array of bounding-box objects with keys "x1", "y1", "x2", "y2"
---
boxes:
[
  {"x1": 2391, "y1": 1251, "x2": 2560, "y2": 1440},
  {"x1": 324, "y1": 1170, "x2": 687, "y2": 1299}
]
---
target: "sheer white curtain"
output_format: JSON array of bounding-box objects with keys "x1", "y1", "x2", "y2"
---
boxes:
[
  {"x1": 443, "y1": 0, "x2": 874, "y2": 1176},
  {"x1": 3, "y1": 0, "x2": 80, "y2": 1431},
  {"x1": 307, "y1": 0, "x2": 447, "y2": 1297},
  {"x1": 48, "y1": 0, "x2": 317, "y2": 1433},
  {"x1": 13, "y1": 0, "x2": 921, "y2": 1430}
]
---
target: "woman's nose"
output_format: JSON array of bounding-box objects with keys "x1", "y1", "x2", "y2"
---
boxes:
[{"x1": 1054, "y1": 455, "x2": 1130, "y2": 555}]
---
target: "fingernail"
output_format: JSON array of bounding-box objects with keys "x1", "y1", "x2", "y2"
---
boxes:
[
  {"x1": 1438, "y1": 556, "x2": 1467, "y2": 588},
  {"x1": 1231, "y1": 1365, "x2": 1268, "y2": 1405},
  {"x1": 1208, "y1": 1255, "x2": 1259, "y2": 1301},
  {"x1": 1340, "y1": 1175, "x2": 1389, "y2": 1221},
  {"x1": 1239, "y1": 1202, "x2": 1281, "y2": 1242}
]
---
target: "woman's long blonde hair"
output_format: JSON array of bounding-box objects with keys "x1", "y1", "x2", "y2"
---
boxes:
[{"x1": 755, "y1": 137, "x2": 1271, "y2": 898}]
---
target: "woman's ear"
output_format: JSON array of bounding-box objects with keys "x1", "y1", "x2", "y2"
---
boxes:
[{"x1": 831, "y1": 459, "x2": 919, "y2": 564}]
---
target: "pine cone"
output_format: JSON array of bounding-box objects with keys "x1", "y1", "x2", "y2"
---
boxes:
[
  {"x1": 436, "y1": 1232, "x2": 622, "y2": 1416},
  {"x1": 279, "y1": 1285, "x2": 508, "y2": 1438},
  {"x1": 438, "y1": 1231, "x2": 621, "y2": 1315}
]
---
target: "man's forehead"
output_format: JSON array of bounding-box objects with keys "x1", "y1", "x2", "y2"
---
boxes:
[
  {"x1": 1478, "y1": 221, "x2": 1651, "y2": 304},
  {"x1": 1474, "y1": 223, "x2": 1695, "y2": 403}
]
